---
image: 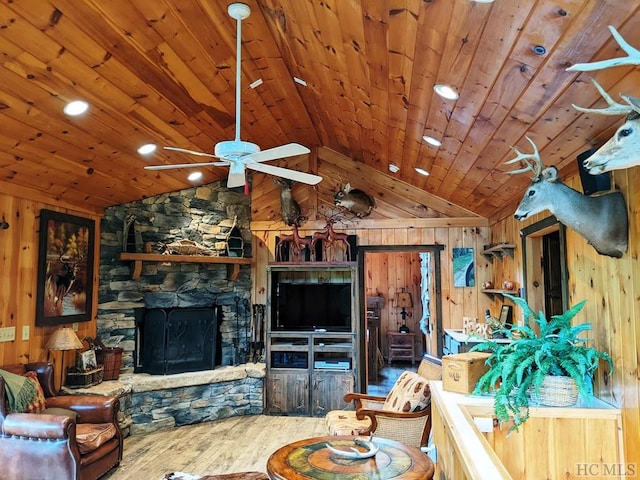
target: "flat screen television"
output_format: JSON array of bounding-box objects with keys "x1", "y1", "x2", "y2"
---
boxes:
[{"x1": 273, "y1": 282, "x2": 352, "y2": 332}]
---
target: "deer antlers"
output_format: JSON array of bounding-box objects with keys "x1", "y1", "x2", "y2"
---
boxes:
[
  {"x1": 568, "y1": 26, "x2": 640, "y2": 116},
  {"x1": 567, "y1": 26, "x2": 640, "y2": 72},
  {"x1": 504, "y1": 136, "x2": 543, "y2": 178}
]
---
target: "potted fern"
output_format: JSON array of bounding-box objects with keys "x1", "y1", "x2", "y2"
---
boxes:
[{"x1": 471, "y1": 294, "x2": 613, "y2": 431}]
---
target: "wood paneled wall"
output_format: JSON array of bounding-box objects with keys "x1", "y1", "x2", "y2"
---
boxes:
[
  {"x1": 488, "y1": 169, "x2": 640, "y2": 468},
  {"x1": 251, "y1": 219, "x2": 492, "y2": 357},
  {"x1": 0, "y1": 192, "x2": 99, "y2": 389}
]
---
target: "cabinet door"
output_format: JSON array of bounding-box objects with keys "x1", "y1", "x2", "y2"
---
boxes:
[
  {"x1": 266, "y1": 372, "x2": 309, "y2": 415},
  {"x1": 311, "y1": 372, "x2": 354, "y2": 416}
]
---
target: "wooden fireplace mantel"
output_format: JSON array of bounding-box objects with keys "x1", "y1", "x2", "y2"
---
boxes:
[{"x1": 118, "y1": 252, "x2": 252, "y2": 281}]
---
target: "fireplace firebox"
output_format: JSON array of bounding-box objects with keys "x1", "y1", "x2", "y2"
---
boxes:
[{"x1": 135, "y1": 306, "x2": 222, "y2": 375}]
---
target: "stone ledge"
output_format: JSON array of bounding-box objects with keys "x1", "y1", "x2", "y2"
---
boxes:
[{"x1": 118, "y1": 363, "x2": 266, "y2": 393}]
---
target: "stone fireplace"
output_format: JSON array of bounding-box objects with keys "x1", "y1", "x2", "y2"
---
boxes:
[
  {"x1": 96, "y1": 183, "x2": 252, "y2": 370},
  {"x1": 91, "y1": 183, "x2": 263, "y2": 434}
]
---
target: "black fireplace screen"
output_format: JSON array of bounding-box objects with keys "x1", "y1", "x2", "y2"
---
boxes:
[{"x1": 136, "y1": 306, "x2": 221, "y2": 375}]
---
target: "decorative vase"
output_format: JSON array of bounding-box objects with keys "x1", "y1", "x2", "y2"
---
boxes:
[
  {"x1": 530, "y1": 375, "x2": 579, "y2": 407},
  {"x1": 482, "y1": 281, "x2": 493, "y2": 289},
  {"x1": 502, "y1": 280, "x2": 515, "y2": 291}
]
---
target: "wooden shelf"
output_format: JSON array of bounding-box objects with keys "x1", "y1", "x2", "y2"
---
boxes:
[
  {"x1": 481, "y1": 243, "x2": 516, "y2": 261},
  {"x1": 118, "y1": 252, "x2": 251, "y2": 281},
  {"x1": 481, "y1": 289, "x2": 519, "y2": 299}
]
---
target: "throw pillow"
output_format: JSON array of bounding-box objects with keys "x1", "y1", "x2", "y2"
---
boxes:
[
  {"x1": 0, "y1": 368, "x2": 42, "y2": 413},
  {"x1": 22, "y1": 371, "x2": 47, "y2": 414},
  {"x1": 382, "y1": 371, "x2": 431, "y2": 413}
]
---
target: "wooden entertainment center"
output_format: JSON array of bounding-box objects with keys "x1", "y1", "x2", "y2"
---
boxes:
[{"x1": 264, "y1": 263, "x2": 359, "y2": 416}]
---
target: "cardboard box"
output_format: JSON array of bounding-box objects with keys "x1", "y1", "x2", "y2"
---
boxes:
[{"x1": 442, "y1": 352, "x2": 490, "y2": 394}]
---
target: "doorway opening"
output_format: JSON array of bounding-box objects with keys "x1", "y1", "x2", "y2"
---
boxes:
[
  {"x1": 521, "y1": 216, "x2": 569, "y2": 317},
  {"x1": 357, "y1": 245, "x2": 444, "y2": 394}
]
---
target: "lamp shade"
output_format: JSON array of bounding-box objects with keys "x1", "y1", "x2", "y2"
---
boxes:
[
  {"x1": 46, "y1": 327, "x2": 84, "y2": 351},
  {"x1": 395, "y1": 292, "x2": 413, "y2": 309}
]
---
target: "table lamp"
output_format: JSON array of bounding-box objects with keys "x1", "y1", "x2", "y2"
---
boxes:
[
  {"x1": 46, "y1": 327, "x2": 84, "y2": 389},
  {"x1": 394, "y1": 291, "x2": 413, "y2": 333}
]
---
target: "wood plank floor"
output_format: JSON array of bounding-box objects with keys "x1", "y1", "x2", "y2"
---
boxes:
[{"x1": 103, "y1": 415, "x2": 326, "y2": 479}]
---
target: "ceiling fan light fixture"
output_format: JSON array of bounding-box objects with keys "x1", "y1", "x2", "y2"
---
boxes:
[
  {"x1": 63, "y1": 100, "x2": 89, "y2": 116},
  {"x1": 415, "y1": 167, "x2": 430, "y2": 176},
  {"x1": 187, "y1": 171, "x2": 203, "y2": 181},
  {"x1": 433, "y1": 84, "x2": 459, "y2": 100},
  {"x1": 423, "y1": 135, "x2": 442, "y2": 147},
  {"x1": 137, "y1": 143, "x2": 157, "y2": 155},
  {"x1": 389, "y1": 163, "x2": 400, "y2": 173}
]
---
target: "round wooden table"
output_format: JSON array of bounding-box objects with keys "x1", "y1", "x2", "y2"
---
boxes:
[{"x1": 266, "y1": 436, "x2": 434, "y2": 480}]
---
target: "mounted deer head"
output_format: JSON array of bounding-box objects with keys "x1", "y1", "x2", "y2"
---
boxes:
[
  {"x1": 274, "y1": 178, "x2": 302, "y2": 226},
  {"x1": 507, "y1": 137, "x2": 628, "y2": 258},
  {"x1": 568, "y1": 26, "x2": 640, "y2": 174}
]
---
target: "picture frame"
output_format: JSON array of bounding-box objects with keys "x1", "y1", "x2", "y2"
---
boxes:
[
  {"x1": 498, "y1": 304, "x2": 513, "y2": 326},
  {"x1": 35, "y1": 209, "x2": 95, "y2": 326},
  {"x1": 78, "y1": 349, "x2": 97, "y2": 370},
  {"x1": 453, "y1": 247, "x2": 475, "y2": 287}
]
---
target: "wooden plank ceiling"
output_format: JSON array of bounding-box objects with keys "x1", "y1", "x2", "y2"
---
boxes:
[{"x1": 1, "y1": 0, "x2": 639, "y2": 221}]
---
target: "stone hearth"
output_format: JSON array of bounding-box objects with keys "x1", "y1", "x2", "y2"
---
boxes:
[{"x1": 69, "y1": 363, "x2": 265, "y2": 436}]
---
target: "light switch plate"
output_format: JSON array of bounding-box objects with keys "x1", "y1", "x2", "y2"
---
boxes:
[
  {"x1": 0, "y1": 326, "x2": 16, "y2": 342},
  {"x1": 22, "y1": 325, "x2": 30, "y2": 341}
]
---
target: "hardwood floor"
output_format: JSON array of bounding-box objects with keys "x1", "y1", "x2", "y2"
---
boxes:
[
  {"x1": 104, "y1": 415, "x2": 326, "y2": 479},
  {"x1": 367, "y1": 362, "x2": 415, "y2": 397}
]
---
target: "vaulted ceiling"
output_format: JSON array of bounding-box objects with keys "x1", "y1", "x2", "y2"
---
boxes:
[{"x1": 1, "y1": 1, "x2": 639, "y2": 222}]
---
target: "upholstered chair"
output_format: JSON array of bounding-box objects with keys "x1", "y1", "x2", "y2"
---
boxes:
[
  {"x1": 325, "y1": 355, "x2": 442, "y2": 448},
  {"x1": 0, "y1": 362, "x2": 123, "y2": 480}
]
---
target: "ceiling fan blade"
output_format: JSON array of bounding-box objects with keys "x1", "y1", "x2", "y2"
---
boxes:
[
  {"x1": 244, "y1": 143, "x2": 311, "y2": 163},
  {"x1": 144, "y1": 161, "x2": 227, "y2": 170},
  {"x1": 226, "y1": 162, "x2": 246, "y2": 188},
  {"x1": 246, "y1": 162, "x2": 322, "y2": 185},
  {"x1": 163, "y1": 146, "x2": 218, "y2": 158}
]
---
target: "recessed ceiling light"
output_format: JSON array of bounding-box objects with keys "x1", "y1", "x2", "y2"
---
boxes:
[
  {"x1": 389, "y1": 163, "x2": 400, "y2": 173},
  {"x1": 472, "y1": 0, "x2": 494, "y2": 3},
  {"x1": 249, "y1": 78, "x2": 263, "y2": 89},
  {"x1": 423, "y1": 135, "x2": 442, "y2": 147},
  {"x1": 63, "y1": 100, "x2": 89, "y2": 116},
  {"x1": 293, "y1": 77, "x2": 307, "y2": 87},
  {"x1": 433, "y1": 84, "x2": 459, "y2": 100},
  {"x1": 137, "y1": 143, "x2": 157, "y2": 155},
  {"x1": 188, "y1": 171, "x2": 203, "y2": 181},
  {"x1": 415, "y1": 167, "x2": 430, "y2": 176}
]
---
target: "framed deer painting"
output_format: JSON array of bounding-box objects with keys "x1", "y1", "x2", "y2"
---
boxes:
[{"x1": 35, "y1": 209, "x2": 95, "y2": 326}]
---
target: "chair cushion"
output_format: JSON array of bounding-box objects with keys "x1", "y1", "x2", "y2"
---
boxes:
[
  {"x1": 325, "y1": 410, "x2": 371, "y2": 436},
  {"x1": 76, "y1": 422, "x2": 117, "y2": 454},
  {"x1": 382, "y1": 371, "x2": 431, "y2": 413}
]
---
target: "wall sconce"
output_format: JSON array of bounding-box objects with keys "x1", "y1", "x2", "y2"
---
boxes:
[
  {"x1": 0, "y1": 215, "x2": 9, "y2": 230},
  {"x1": 46, "y1": 327, "x2": 84, "y2": 391},
  {"x1": 394, "y1": 290, "x2": 413, "y2": 333}
]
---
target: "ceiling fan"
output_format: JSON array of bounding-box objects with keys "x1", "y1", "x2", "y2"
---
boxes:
[{"x1": 145, "y1": 3, "x2": 322, "y2": 189}]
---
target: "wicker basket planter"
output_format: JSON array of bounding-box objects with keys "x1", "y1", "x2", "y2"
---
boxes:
[{"x1": 530, "y1": 375, "x2": 579, "y2": 407}]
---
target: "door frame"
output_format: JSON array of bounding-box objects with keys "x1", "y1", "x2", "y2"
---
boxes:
[
  {"x1": 520, "y1": 216, "x2": 570, "y2": 314},
  {"x1": 356, "y1": 244, "x2": 445, "y2": 392}
]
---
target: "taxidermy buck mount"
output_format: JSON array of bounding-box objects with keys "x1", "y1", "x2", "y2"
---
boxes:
[
  {"x1": 274, "y1": 178, "x2": 302, "y2": 227},
  {"x1": 568, "y1": 26, "x2": 640, "y2": 174},
  {"x1": 334, "y1": 183, "x2": 375, "y2": 218},
  {"x1": 507, "y1": 137, "x2": 628, "y2": 258}
]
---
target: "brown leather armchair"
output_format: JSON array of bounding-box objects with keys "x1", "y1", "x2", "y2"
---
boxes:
[{"x1": 0, "y1": 362, "x2": 123, "y2": 480}]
